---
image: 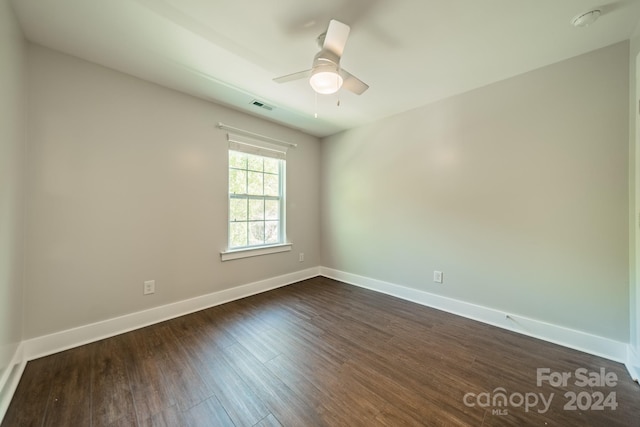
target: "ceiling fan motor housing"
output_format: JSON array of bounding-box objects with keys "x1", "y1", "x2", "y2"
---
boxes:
[{"x1": 313, "y1": 49, "x2": 340, "y2": 70}]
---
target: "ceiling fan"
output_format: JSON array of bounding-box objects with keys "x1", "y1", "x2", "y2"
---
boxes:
[{"x1": 273, "y1": 19, "x2": 369, "y2": 96}]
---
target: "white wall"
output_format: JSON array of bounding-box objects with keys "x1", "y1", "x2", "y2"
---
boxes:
[
  {"x1": 321, "y1": 42, "x2": 629, "y2": 341},
  {"x1": 24, "y1": 45, "x2": 321, "y2": 339},
  {"x1": 0, "y1": 0, "x2": 26, "y2": 398}
]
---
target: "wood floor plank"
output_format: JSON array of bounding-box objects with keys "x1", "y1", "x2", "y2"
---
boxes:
[
  {"x1": 42, "y1": 343, "x2": 95, "y2": 427},
  {"x1": 265, "y1": 353, "x2": 378, "y2": 427},
  {"x1": 104, "y1": 414, "x2": 138, "y2": 427},
  {"x1": 165, "y1": 310, "x2": 213, "y2": 339},
  {"x1": 1, "y1": 355, "x2": 56, "y2": 426},
  {"x1": 219, "y1": 321, "x2": 281, "y2": 364},
  {"x1": 264, "y1": 327, "x2": 347, "y2": 379},
  {"x1": 152, "y1": 325, "x2": 214, "y2": 412},
  {"x1": 253, "y1": 413, "x2": 283, "y2": 427},
  {"x1": 189, "y1": 310, "x2": 238, "y2": 349},
  {"x1": 339, "y1": 351, "x2": 485, "y2": 426},
  {"x1": 119, "y1": 327, "x2": 177, "y2": 424},
  {"x1": 91, "y1": 336, "x2": 137, "y2": 427},
  {"x1": 182, "y1": 332, "x2": 270, "y2": 427},
  {"x1": 311, "y1": 310, "x2": 394, "y2": 353},
  {"x1": 140, "y1": 404, "x2": 186, "y2": 427},
  {"x1": 3, "y1": 277, "x2": 639, "y2": 427},
  {"x1": 182, "y1": 396, "x2": 235, "y2": 427},
  {"x1": 220, "y1": 342, "x2": 328, "y2": 427}
]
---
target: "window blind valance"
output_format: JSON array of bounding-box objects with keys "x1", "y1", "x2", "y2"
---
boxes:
[{"x1": 227, "y1": 133, "x2": 288, "y2": 160}]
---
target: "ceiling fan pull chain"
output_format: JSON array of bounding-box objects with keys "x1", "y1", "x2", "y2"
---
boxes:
[{"x1": 314, "y1": 91, "x2": 318, "y2": 118}]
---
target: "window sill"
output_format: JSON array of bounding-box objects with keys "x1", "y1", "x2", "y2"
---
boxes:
[{"x1": 220, "y1": 243, "x2": 292, "y2": 261}]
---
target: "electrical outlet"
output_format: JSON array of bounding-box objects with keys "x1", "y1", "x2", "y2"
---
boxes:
[
  {"x1": 433, "y1": 271, "x2": 443, "y2": 283},
  {"x1": 299, "y1": 252, "x2": 304, "y2": 262},
  {"x1": 143, "y1": 280, "x2": 155, "y2": 295}
]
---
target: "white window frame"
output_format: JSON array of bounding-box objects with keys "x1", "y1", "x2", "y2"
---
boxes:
[{"x1": 221, "y1": 133, "x2": 291, "y2": 261}]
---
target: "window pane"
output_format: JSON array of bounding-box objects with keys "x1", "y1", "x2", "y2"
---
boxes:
[
  {"x1": 265, "y1": 200, "x2": 279, "y2": 220},
  {"x1": 249, "y1": 199, "x2": 264, "y2": 221},
  {"x1": 248, "y1": 154, "x2": 263, "y2": 172},
  {"x1": 265, "y1": 221, "x2": 279, "y2": 244},
  {"x1": 249, "y1": 221, "x2": 265, "y2": 246},
  {"x1": 264, "y1": 158, "x2": 279, "y2": 174},
  {"x1": 230, "y1": 198, "x2": 248, "y2": 222},
  {"x1": 248, "y1": 171, "x2": 263, "y2": 195},
  {"x1": 264, "y1": 173, "x2": 279, "y2": 197},
  {"x1": 229, "y1": 151, "x2": 247, "y2": 169},
  {"x1": 229, "y1": 169, "x2": 247, "y2": 194},
  {"x1": 230, "y1": 222, "x2": 248, "y2": 248}
]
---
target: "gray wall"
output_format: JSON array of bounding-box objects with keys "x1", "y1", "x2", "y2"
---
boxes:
[
  {"x1": 24, "y1": 45, "x2": 321, "y2": 339},
  {"x1": 11, "y1": 26, "x2": 638, "y2": 348},
  {"x1": 0, "y1": 0, "x2": 26, "y2": 387},
  {"x1": 321, "y1": 42, "x2": 630, "y2": 341},
  {"x1": 630, "y1": 28, "x2": 640, "y2": 361}
]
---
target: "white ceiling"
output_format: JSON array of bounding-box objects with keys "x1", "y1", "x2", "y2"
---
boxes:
[{"x1": 12, "y1": 0, "x2": 640, "y2": 137}]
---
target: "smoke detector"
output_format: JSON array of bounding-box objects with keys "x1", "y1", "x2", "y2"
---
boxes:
[{"x1": 571, "y1": 10, "x2": 601, "y2": 27}]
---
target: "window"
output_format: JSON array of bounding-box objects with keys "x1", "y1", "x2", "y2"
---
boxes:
[
  {"x1": 228, "y1": 151, "x2": 284, "y2": 248},
  {"x1": 224, "y1": 133, "x2": 289, "y2": 258}
]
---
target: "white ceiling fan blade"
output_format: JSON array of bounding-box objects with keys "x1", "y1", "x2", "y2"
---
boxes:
[
  {"x1": 273, "y1": 69, "x2": 312, "y2": 83},
  {"x1": 339, "y1": 69, "x2": 369, "y2": 95},
  {"x1": 323, "y1": 19, "x2": 350, "y2": 57}
]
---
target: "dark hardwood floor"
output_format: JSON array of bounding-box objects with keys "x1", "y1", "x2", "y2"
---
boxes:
[{"x1": 3, "y1": 277, "x2": 639, "y2": 426}]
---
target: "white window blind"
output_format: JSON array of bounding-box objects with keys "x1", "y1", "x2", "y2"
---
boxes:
[{"x1": 227, "y1": 133, "x2": 288, "y2": 160}]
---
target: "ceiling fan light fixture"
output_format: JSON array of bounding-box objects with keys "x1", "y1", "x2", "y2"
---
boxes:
[
  {"x1": 274, "y1": 20, "x2": 368, "y2": 95},
  {"x1": 309, "y1": 68, "x2": 343, "y2": 94}
]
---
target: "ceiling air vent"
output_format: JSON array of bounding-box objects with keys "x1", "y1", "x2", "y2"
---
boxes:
[{"x1": 250, "y1": 99, "x2": 274, "y2": 111}]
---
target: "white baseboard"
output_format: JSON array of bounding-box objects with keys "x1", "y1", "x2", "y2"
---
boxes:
[
  {"x1": 23, "y1": 267, "x2": 320, "y2": 361},
  {"x1": 0, "y1": 343, "x2": 26, "y2": 423},
  {"x1": 15, "y1": 265, "x2": 631, "y2": 366},
  {"x1": 627, "y1": 345, "x2": 640, "y2": 382},
  {"x1": 320, "y1": 267, "x2": 628, "y2": 363},
  {"x1": 3, "y1": 264, "x2": 635, "y2": 425}
]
